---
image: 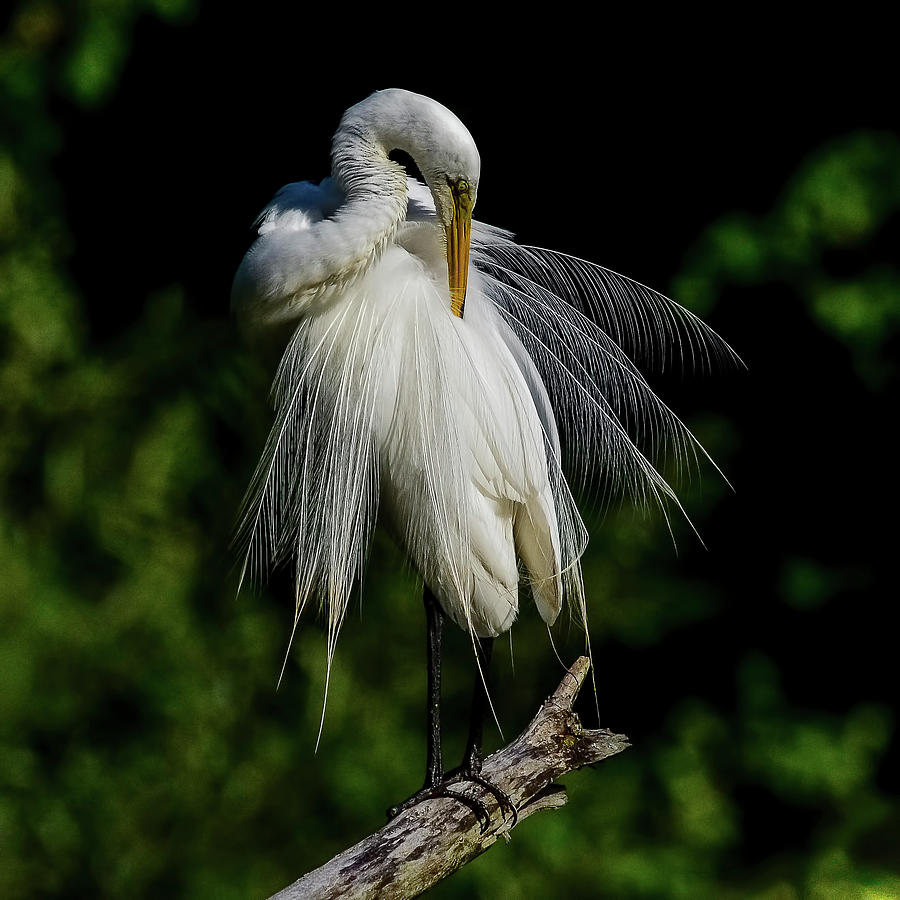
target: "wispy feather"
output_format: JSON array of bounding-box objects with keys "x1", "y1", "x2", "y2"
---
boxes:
[
  {"x1": 232, "y1": 93, "x2": 739, "y2": 747},
  {"x1": 235, "y1": 203, "x2": 738, "y2": 669}
]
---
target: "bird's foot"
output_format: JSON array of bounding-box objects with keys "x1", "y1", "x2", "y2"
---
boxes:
[
  {"x1": 387, "y1": 755, "x2": 517, "y2": 833},
  {"x1": 442, "y1": 770, "x2": 518, "y2": 828},
  {"x1": 386, "y1": 781, "x2": 492, "y2": 832},
  {"x1": 444, "y1": 749, "x2": 518, "y2": 828}
]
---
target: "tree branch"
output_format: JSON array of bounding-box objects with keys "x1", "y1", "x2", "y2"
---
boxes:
[{"x1": 269, "y1": 657, "x2": 630, "y2": 900}]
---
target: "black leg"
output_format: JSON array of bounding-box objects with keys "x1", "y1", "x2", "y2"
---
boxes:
[
  {"x1": 458, "y1": 636, "x2": 492, "y2": 772},
  {"x1": 423, "y1": 586, "x2": 444, "y2": 788},
  {"x1": 448, "y1": 636, "x2": 517, "y2": 825},
  {"x1": 386, "y1": 587, "x2": 491, "y2": 830}
]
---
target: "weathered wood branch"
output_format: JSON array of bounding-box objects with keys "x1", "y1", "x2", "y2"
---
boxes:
[{"x1": 269, "y1": 657, "x2": 629, "y2": 900}]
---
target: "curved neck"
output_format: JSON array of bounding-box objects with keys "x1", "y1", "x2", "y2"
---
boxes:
[
  {"x1": 325, "y1": 90, "x2": 477, "y2": 290},
  {"x1": 330, "y1": 87, "x2": 464, "y2": 234},
  {"x1": 332, "y1": 124, "x2": 408, "y2": 204},
  {"x1": 330, "y1": 106, "x2": 412, "y2": 255}
]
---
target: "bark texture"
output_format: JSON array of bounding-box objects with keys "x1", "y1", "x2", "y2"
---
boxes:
[{"x1": 269, "y1": 657, "x2": 629, "y2": 900}]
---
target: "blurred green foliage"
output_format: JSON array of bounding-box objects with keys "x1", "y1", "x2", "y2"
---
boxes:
[
  {"x1": 2, "y1": 6, "x2": 899, "y2": 899},
  {"x1": 673, "y1": 131, "x2": 900, "y2": 388}
]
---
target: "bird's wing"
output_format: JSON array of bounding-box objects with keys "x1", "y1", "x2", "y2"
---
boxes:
[
  {"x1": 231, "y1": 179, "x2": 346, "y2": 338},
  {"x1": 490, "y1": 316, "x2": 564, "y2": 623},
  {"x1": 394, "y1": 188, "x2": 567, "y2": 626},
  {"x1": 252, "y1": 179, "x2": 344, "y2": 235},
  {"x1": 451, "y1": 291, "x2": 567, "y2": 629},
  {"x1": 232, "y1": 173, "x2": 406, "y2": 340},
  {"x1": 471, "y1": 223, "x2": 740, "y2": 518},
  {"x1": 469, "y1": 219, "x2": 740, "y2": 640}
]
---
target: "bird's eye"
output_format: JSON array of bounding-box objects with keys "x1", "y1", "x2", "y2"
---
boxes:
[{"x1": 456, "y1": 179, "x2": 470, "y2": 194}]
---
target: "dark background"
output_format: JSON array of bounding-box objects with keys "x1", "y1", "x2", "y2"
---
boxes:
[{"x1": 2, "y1": 5, "x2": 898, "y2": 897}]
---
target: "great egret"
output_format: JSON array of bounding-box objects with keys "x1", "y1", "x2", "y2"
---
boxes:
[{"x1": 232, "y1": 88, "x2": 735, "y2": 826}]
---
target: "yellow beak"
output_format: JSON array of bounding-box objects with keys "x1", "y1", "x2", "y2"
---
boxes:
[{"x1": 446, "y1": 182, "x2": 474, "y2": 319}]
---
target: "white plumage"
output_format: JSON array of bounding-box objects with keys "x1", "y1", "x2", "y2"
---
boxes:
[{"x1": 232, "y1": 89, "x2": 736, "y2": 689}]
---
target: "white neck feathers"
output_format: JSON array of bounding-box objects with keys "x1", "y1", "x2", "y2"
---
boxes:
[{"x1": 233, "y1": 90, "x2": 478, "y2": 330}]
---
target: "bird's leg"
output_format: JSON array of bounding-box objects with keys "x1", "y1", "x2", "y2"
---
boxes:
[
  {"x1": 422, "y1": 586, "x2": 444, "y2": 789},
  {"x1": 386, "y1": 587, "x2": 490, "y2": 829},
  {"x1": 462, "y1": 636, "x2": 492, "y2": 774},
  {"x1": 445, "y1": 636, "x2": 518, "y2": 825}
]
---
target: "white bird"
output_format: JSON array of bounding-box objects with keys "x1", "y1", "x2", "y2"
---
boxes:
[{"x1": 232, "y1": 88, "x2": 735, "y2": 825}]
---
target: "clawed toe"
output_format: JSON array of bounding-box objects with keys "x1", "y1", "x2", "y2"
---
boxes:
[
  {"x1": 440, "y1": 787, "x2": 492, "y2": 832},
  {"x1": 387, "y1": 782, "x2": 492, "y2": 832},
  {"x1": 388, "y1": 771, "x2": 516, "y2": 833},
  {"x1": 464, "y1": 773, "x2": 518, "y2": 826},
  {"x1": 445, "y1": 770, "x2": 518, "y2": 828}
]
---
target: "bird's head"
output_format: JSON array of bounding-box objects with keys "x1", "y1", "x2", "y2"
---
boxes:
[
  {"x1": 382, "y1": 90, "x2": 480, "y2": 319},
  {"x1": 342, "y1": 89, "x2": 481, "y2": 318}
]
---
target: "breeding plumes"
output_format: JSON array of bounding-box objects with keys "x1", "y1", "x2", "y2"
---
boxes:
[{"x1": 232, "y1": 89, "x2": 737, "y2": 825}]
